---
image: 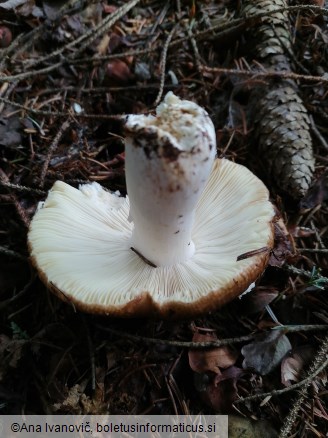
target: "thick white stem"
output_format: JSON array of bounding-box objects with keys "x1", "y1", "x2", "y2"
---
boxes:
[{"x1": 124, "y1": 92, "x2": 216, "y2": 267}]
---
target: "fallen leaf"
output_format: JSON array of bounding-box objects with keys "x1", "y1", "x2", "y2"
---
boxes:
[
  {"x1": 53, "y1": 370, "x2": 108, "y2": 414},
  {"x1": 97, "y1": 34, "x2": 110, "y2": 55},
  {"x1": 281, "y1": 345, "x2": 314, "y2": 387},
  {"x1": 214, "y1": 366, "x2": 245, "y2": 385},
  {"x1": 0, "y1": 116, "x2": 22, "y2": 148},
  {"x1": 0, "y1": 0, "x2": 27, "y2": 9},
  {"x1": 43, "y1": 0, "x2": 67, "y2": 20},
  {"x1": 16, "y1": 0, "x2": 43, "y2": 17},
  {"x1": 106, "y1": 59, "x2": 133, "y2": 83},
  {"x1": 269, "y1": 218, "x2": 293, "y2": 267},
  {"x1": 189, "y1": 332, "x2": 238, "y2": 374},
  {"x1": 103, "y1": 4, "x2": 117, "y2": 14},
  {"x1": 201, "y1": 377, "x2": 238, "y2": 413},
  {"x1": 0, "y1": 26, "x2": 12, "y2": 48},
  {"x1": 242, "y1": 330, "x2": 292, "y2": 375}
]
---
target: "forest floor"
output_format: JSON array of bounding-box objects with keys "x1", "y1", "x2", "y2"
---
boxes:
[{"x1": 0, "y1": 1, "x2": 328, "y2": 437}]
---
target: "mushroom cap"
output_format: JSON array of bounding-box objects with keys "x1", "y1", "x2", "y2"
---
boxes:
[{"x1": 28, "y1": 159, "x2": 274, "y2": 319}]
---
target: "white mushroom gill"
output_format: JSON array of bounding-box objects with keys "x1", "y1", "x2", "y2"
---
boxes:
[{"x1": 124, "y1": 92, "x2": 216, "y2": 267}]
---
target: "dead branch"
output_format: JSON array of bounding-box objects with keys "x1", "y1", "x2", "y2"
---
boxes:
[{"x1": 39, "y1": 120, "x2": 71, "y2": 188}]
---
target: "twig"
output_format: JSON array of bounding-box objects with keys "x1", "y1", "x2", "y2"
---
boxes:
[
  {"x1": 98, "y1": 326, "x2": 255, "y2": 348},
  {"x1": 0, "y1": 245, "x2": 27, "y2": 261},
  {"x1": 297, "y1": 248, "x2": 328, "y2": 254},
  {"x1": 0, "y1": 169, "x2": 30, "y2": 228},
  {"x1": 0, "y1": 0, "x2": 89, "y2": 70},
  {"x1": 23, "y1": 0, "x2": 141, "y2": 69},
  {"x1": 39, "y1": 120, "x2": 71, "y2": 188},
  {"x1": 97, "y1": 325, "x2": 328, "y2": 349},
  {"x1": 235, "y1": 345, "x2": 328, "y2": 405},
  {"x1": 0, "y1": 62, "x2": 63, "y2": 83},
  {"x1": 201, "y1": 66, "x2": 328, "y2": 85},
  {"x1": 72, "y1": 0, "x2": 142, "y2": 59},
  {"x1": 283, "y1": 264, "x2": 328, "y2": 284},
  {"x1": 0, "y1": 181, "x2": 46, "y2": 196},
  {"x1": 310, "y1": 219, "x2": 326, "y2": 249},
  {"x1": 35, "y1": 83, "x2": 178, "y2": 96},
  {"x1": 0, "y1": 96, "x2": 124, "y2": 119},
  {"x1": 1, "y1": 6, "x2": 327, "y2": 85},
  {"x1": 183, "y1": 19, "x2": 204, "y2": 78},
  {"x1": 0, "y1": 272, "x2": 34, "y2": 311},
  {"x1": 153, "y1": 24, "x2": 178, "y2": 107},
  {"x1": 279, "y1": 334, "x2": 328, "y2": 438}
]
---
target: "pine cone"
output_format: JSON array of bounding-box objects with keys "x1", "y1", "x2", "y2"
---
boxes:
[
  {"x1": 243, "y1": 0, "x2": 293, "y2": 62},
  {"x1": 242, "y1": 0, "x2": 315, "y2": 197},
  {"x1": 253, "y1": 85, "x2": 314, "y2": 197}
]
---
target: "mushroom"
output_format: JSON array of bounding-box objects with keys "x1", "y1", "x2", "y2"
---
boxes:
[{"x1": 28, "y1": 92, "x2": 274, "y2": 318}]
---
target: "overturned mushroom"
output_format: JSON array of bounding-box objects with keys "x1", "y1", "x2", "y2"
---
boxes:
[{"x1": 28, "y1": 92, "x2": 274, "y2": 318}]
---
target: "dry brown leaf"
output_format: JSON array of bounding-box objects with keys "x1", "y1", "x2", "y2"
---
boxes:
[
  {"x1": 97, "y1": 34, "x2": 110, "y2": 56},
  {"x1": 201, "y1": 378, "x2": 238, "y2": 413},
  {"x1": 0, "y1": 26, "x2": 12, "y2": 48},
  {"x1": 269, "y1": 218, "x2": 293, "y2": 267},
  {"x1": 53, "y1": 370, "x2": 108, "y2": 414},
  {"x1": 214, "y1": 366, "x2": 245, "y2": 385},
  {"x1": 106, "y1": 59, "x2": 133, "y2": 83},
  {"x1": 189, "y1": 332, "x2": 238, "y2": 374}
]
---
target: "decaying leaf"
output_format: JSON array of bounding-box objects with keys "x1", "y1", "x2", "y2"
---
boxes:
[
  {"x1": 0, "y1": 116, "x2": 22, "y2": 148},
  {"x1": 268, "y1": 217, "x2": 293, "y2": 267},
  {"x1": 242, "y1": 330, "x2": 292, "y2": 375},
  {"x1": 189, "y1": 332, "x2": 238, "y2": 374},
  {"x1": 189, "y1": 331, "x2": 240, "y2": 412},
  {"x1": 242, "y1": 0, "x2": 315, "y2": 198},
  {"x1": 214, "y1": 366, "x2": 245, "y2": 385},
  {"x1": 0, "y1": 26, "x2": 12, "y2": 48},
  {"x1": 106, "y1": 59, "x2": 133, "y2": 83},
  {"x1": 0, "y1": 0, "x2": 27, "y2": 9},
  {"x1": 201, "y1": 376, "x2": 239, "y2": 413},
  {"x1": 281, "y1": 345, "x2": 314, "y2": 387},
  {"x1": 53, "y1": 369, "x2": 108, "y2": 414}
]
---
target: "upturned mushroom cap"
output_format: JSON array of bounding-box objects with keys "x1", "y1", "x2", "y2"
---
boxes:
[{"x1": 28, "y1": 157, "x2": 274, "y2": 318}]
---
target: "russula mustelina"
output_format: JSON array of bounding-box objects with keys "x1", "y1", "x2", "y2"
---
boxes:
[{"x1": 28, "y1": 92, "x2": 274, "y2": 318}]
